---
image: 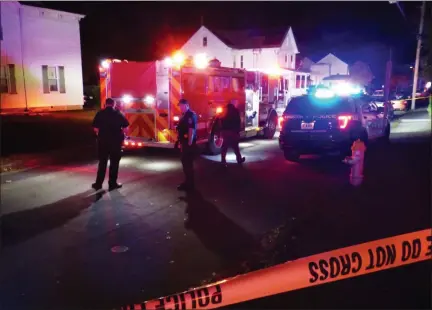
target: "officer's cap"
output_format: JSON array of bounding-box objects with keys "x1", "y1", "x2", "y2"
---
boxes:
[
  {"x1": 178, "y1": 98, "x2": 189, "y2": 105},
  {"x1": 106, "y1": 98, "x2": 115, "y2": 105}
]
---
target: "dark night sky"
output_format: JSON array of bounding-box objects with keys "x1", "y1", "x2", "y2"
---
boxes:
[{"x1": 23, "y1": 1, "x2": 424, "y2": 85}]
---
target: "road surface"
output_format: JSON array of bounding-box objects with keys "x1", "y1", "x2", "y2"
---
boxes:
[{"x1": 1, "y1": 127, "x2": 430, "y2": 309}]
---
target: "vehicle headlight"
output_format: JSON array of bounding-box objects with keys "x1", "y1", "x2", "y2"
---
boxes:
[
  {"x1": 144, "y1": 95, "x2": 155, "y2": 105},
  {"x1": 122, "y1": 95, "x2": 133, "y2": 104}
]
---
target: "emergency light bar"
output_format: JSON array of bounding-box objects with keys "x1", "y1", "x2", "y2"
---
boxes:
[
  {"x1": 315, "y1": 88, "x2": 335, "y2": 98},
  {"x1": 331, "y1": 83, "x2": 362, "y2": 96}
]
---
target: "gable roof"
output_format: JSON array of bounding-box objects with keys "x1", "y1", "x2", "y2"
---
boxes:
[
  {"x1": 322, "y1": 74, "x2": 350, "y2": 81},
  {"x1": 212, "y1": 26, "x2": 290, "y2": 49}
]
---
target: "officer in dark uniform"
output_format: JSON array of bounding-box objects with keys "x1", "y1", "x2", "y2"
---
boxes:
[
  {"x1": 92, "y1": 98, "x2": 129, "y2": 191},
  {"x1": 177, "y1": 98, "x2": 198, "y2": 192}
]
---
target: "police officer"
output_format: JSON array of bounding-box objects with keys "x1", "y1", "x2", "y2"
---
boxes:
[
  {"x1": 92, "y1": 98, "x2": 129, "y2": 191},
  {"x1": 220, "y1": 99, "x2": 245, "y2": 167},
  {"x1": 177, "y1": 99, "x2": 198, "y2": 192}
]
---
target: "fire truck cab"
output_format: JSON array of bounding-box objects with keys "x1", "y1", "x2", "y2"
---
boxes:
[{"x1": 98, "y1": 53, "x2": 279, "y2": 155}]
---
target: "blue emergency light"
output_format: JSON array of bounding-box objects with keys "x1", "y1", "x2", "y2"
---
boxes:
[{"x1": 313, "y1": 83, "x2": 363, "y2": 99}]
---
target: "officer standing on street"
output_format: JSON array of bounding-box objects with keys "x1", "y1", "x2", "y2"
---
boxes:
[
  {"x1": 220, "y1": 99, "x2": 245, "y2": 167},
  {"x1": 92, "y1": 98, "x2": 129, "y2": 191},
  {"x1": 177, "y1": 98, "x2": 198, "y2": 192}
]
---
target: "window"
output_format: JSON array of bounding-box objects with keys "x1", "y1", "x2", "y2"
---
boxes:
[
  {"x1": 285, "y1": 54, "x2": 287, "y2": 63},
  {"x1": 221, "y1": 76, "x2": 230, "y2": 90},
  {"x1": 296, "y1": 75, "x2": 301, "y2": 88},
  {"x1": 203, "y1": 36, "x2": 207, "y2": 47},
  {"x1": 42, "y1": 65, "x2": 66, "y2": 93},
  {"x1": 285, "y1": 96, "x2": 355, "y2": 114},
  {"x1": 301, "y1": 76, "x2": 306, "y2": 89},
  {"x1": 182, "y1": 73, "x2": 206, "y2": 94},
  {"x1": 48, "y1": 66, "x2": 58, "y2": 91},
  {"x1": 0, "y1": 64, "x2": 17, "y2": 94},
  {"x1": 232, "y1": 77, "x2": 244, "y2": 92},
  {"x1": 233, "y1": 56, "x2": 236, "y2": 68},
  {"x1": 209, "y1": 76, "x2": 221, "y2": 92},
  {"x1": 240, "y1": 55, "x2": 244, "y2": 69}
]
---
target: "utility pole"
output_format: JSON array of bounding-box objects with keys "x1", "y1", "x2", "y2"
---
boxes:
[
  {"x1": 384, "y1": 48, "x2": 392, "y2": 103},
  {"x1": 411, "y1": 1, "x2": 426, "y2": 111}
]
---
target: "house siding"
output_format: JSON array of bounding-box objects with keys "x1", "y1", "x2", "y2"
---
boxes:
[
  {"x1": 0, "y1": 1, "x2": 26, "y2": 110},
  {"x1": 180, "y1": 26, "x2": 232, "y2": 68},
  {"x1": 0, "y1": 1, "x2": 85, "y2": 112},
  {"x1": 310, "y1": 53, "x2": 349, "y2": 85}
]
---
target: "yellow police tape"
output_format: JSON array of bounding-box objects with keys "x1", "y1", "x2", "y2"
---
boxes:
[{"x1": 121, "y1": 229, "x2": 432, "y2": 310}]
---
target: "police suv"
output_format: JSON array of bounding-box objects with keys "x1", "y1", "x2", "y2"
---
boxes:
[{"x1": 279, "y1": 88, "x2": 391, "y2": 161}]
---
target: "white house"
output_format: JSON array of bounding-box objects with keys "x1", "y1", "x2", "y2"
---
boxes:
[
  {"x1": 0, "y1": 1, "x2": 85, "y2": 112},
  {"x1": 180, "y1": 25, "x2": 310, "y2": 98},
  {"x1": 309, "y1": 53, "x2": 350, "y2": 85}
]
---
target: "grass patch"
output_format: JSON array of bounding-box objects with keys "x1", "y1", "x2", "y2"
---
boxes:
[{"x1": 1, "y1": 110, "x2": 97, "y2": 156}]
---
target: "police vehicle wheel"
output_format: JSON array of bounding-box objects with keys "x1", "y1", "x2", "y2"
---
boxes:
[
  {"x1": 352, "y1": 129, "x2": 368, "y2": 147},
  {"x1": 264, "y1": 114, "x2": 278, "y2": 139},
  {"x1": 381, "y1": 124, "x2": 391, "y2": 143},
  {"x1": 284, "y1": 149, "x2": 300, "y2": 162}
]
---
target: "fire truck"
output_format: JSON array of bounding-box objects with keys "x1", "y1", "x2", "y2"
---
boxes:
[{"x1": 98, "y1": 53, "x2": 279, "y2": 155}]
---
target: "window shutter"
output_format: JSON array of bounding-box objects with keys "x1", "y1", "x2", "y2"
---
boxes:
[
  {"x1": 42, "y1": 65, "x2": 49, "y2": 93},
  {"x1": 8, "y1": 64, "x2": 17, "y2": 94},
  {"x1": 58, "y1": 66, "x2": 66, "y2": 93}
]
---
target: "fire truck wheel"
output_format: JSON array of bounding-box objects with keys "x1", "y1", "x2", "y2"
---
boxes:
[
  {"x1": 208, "y1": 127, "x2": 223, "y2": 155},
  {"x1": 263, "y1": 113, "x2": 278, "y2": 139}
]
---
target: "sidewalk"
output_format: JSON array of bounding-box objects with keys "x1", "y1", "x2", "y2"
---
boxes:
[{"x1": 398, "y1": 107, "x2": 430, "y2": 121}]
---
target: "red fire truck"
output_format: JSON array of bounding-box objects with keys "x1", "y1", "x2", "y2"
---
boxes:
[{"x1": 98, "y1": 53, "x2": 279, "y2": 154}]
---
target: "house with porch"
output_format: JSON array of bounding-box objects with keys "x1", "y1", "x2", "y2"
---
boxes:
[{"x1": 179, "y1": 25, "x2": 311, "y2": 99}]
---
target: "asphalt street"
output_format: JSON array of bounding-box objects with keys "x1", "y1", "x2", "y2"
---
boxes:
[{"x1": 0, "y1": 123, "x2": 431, "y2": 310}]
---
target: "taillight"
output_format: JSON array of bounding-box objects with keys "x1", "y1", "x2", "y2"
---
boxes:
[
  {"x1": 173, "y1": 116, "x2": 179, "y2": 122},
  {"x1": 279, "y1": 115, "x2": 289, "y2": 128},
  {"x1": 124, "y1": 141, "x2": 129, "y2": 146},
  {"x1": 216, "y1": 107, "x2": 223, "y2": 114},
  {"x1": 338, "y1": 115, "x2": 352, "y2": 129},
  {"x1": 278, "y1": 116, "x2": 284, "y2": 128},
  {"x1": 138, "y1": 142, "x2": 143, "y2": 147}
]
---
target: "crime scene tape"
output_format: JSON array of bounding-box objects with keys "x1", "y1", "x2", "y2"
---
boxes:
[{"x1": 121, "y1": 228, "x2": 432, "y2": 310}]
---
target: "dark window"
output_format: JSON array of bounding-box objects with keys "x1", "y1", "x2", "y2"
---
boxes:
[
  {"x1": 183, "y1": 73, "x2": 206, "y2": 94},
  {"x1": 8, "y1": 64, "x2": 17, "y2": 94},
  {"x1": 203, "y1": 36, "x2": 207, "y2": 47},
  {"x1": 285, "y1": 55, "x2": 287, "y2": 63},
  {"x1": 221, "y1": 76, "x2": 230, "y2": 90},
  {"x1": 208, "y1": 76, "x2": 219, "y2": 93},
  {"x1": 0, "y1": 65, "x2": 9, "y2": 93},
  {"x1": 285, "y1": 96, "x2": 355, "y2": 115},
  {"x1": 240, "y1": 55, "x2": 244, "y2": 68},
  {"x1": 232, "y1": 77, "x2": 244, "y2": 92},
  {"x1": 296, "y1": 75, "x2": 301, "y2": 88}
]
